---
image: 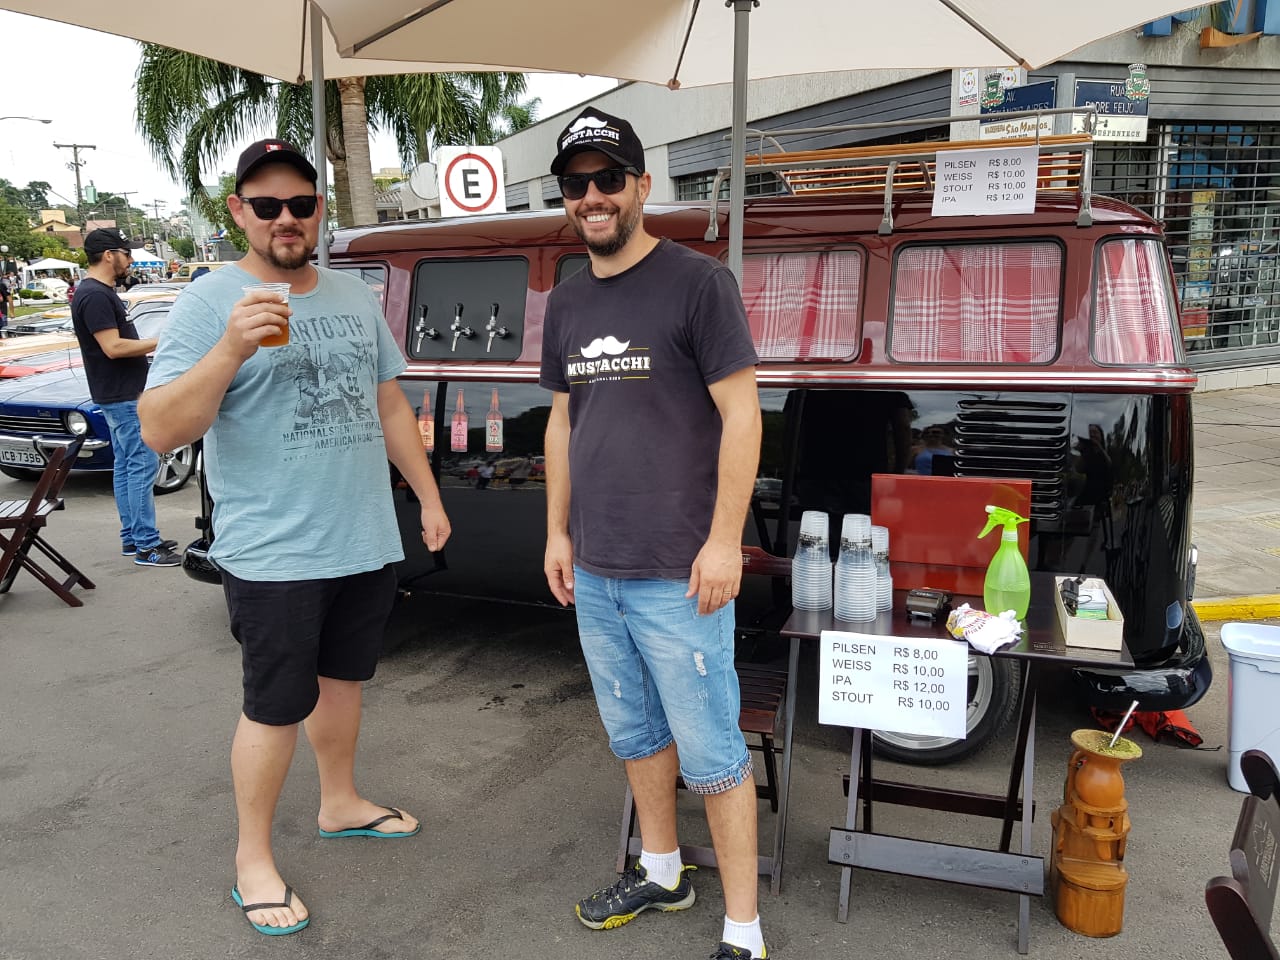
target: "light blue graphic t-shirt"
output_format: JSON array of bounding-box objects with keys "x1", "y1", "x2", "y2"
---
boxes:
[{"x1": 147, "y1": 264, "x2": 407, "y2": 581}]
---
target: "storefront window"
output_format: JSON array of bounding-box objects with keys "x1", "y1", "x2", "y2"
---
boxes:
[
  {"x1": 889, "y1": 242, "x2": 1062, "y2": 364},
  {"x1": 1092, "y1": 123, "x2": 1280, "y2": 363}
]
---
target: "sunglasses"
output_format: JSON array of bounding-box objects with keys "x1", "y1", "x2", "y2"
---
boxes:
[
  {"x1": 557, "y1": 167, "x2": 638, "y2": 201},
  {"x1": 237, "y1": 194, "x2": 319, "y2": 220}
]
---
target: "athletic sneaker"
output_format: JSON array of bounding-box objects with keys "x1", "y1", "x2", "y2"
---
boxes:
[
  {"x1": 123, "y1": 539, "x2": 177, "y2": 557},
  {"x1": 574, "y1": 863, "x2": 695, "y2": 930},
  {"x1": 710, "y1": 943, "x2": 767, "y2": 959},
  {"x1": 135, "y1": 545, "x2": 182, "y2": 567}
]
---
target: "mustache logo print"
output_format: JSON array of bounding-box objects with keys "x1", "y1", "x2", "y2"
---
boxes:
[
  {"x1": 568, "y1": 115, "x2": 610, "y2": 134},
  {"x1": 579, "y1": 336, "x2": 630, "y2": 358}
]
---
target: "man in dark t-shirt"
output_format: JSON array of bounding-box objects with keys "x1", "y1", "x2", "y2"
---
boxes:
[
  {"x1": 72, "y1": 229, "x2": 178, "y2": 567},
  {"x1": 540, "y1": 107, "x2": 766, "y2": 960}
]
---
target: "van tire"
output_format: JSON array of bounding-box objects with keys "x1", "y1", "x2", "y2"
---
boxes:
[{"x1": 872, "y1": 657, "x2": 1022, "y2": 765}]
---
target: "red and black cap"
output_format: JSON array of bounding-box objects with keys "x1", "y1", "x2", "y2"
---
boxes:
[
  {"x1": 234, "y1": 139, "x2": 318, "y2": 192},
  {"x1": 550, "y1": 107, "x2": 645, "y2": 176}
]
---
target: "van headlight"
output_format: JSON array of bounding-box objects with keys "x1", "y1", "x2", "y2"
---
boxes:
[{"x1": 65, "y1": 411, "x2": 89, "y2": 435}]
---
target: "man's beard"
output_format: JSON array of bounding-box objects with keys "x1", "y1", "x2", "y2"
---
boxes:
[
  {"x1": 256, "y1": 234, "x2": 315, "y2": 271},
  {"x1": 573, "y1": 200, "x2": 643, "y2": 258}
]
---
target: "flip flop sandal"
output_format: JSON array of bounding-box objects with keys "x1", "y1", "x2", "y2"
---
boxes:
[
  {"x1": 318, "y1": 805, "x2": 421, "y2": 839},
  {"x1": 231, "y1": 884, "x2": 310, "y2": 936}
]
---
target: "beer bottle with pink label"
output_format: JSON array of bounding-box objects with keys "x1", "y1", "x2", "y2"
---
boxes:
[
  {"x1": 418, "y1": 389, "x2": 434, "y2": 452},
  {"x1": 451, "y1": 388, "x2": 468, "y2": 452},
  {"x1": 485, "y1": 389, "x2": 504, "y2": 452}
]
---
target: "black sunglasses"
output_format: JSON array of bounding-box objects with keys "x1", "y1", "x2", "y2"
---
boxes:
[
  {"x1": 557, "y1": 167, "x2": 638, "y2": 201},
  {"x1": 237, "y1": 194, "x2": 319, "y2": 220}
]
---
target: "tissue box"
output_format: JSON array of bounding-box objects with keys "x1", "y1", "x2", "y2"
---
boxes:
[{"x1": 1054, "y1": 576, "x2": 1125, "y2": 651}]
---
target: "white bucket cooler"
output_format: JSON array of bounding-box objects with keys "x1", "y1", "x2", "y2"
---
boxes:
[{"x1": 1220, "y1": 622, "x2": 1280, "y2": 793}]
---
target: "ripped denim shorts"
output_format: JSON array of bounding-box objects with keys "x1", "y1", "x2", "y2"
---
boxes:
[{"x1": 571, "y1": 566, "x2": 751, "y2": 795}]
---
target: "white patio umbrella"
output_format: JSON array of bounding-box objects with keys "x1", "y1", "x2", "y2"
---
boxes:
[
  {"x1": 0, "y1": 2, "x2": 516, "y2": 264},
  {"x1": 324, "y1": 0, "x2": 1202, "y2": 277}
]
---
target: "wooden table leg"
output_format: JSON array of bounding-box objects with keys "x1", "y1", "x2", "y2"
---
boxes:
[
  {"x1": 769, "y1": 636, "x2": 801, "y2": 895},
  {"x1": 1017, "y1": 692, "x2": 1037, "y2": 955},
  {"x1": 837, "y1": 726, "x2": 865, "y2": 923}
]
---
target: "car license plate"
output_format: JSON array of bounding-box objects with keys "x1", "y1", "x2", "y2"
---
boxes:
[{"x1": 0, "y1": 446, "x2": 44, "y2": 467}]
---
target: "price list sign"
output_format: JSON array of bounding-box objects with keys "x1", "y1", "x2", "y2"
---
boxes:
[
  {"x1": 817, "y1": 631, "x2": 969, "y2": 739},
  {"x1": 931, "y1": 146, "x2": 1038, "y2": 217}
]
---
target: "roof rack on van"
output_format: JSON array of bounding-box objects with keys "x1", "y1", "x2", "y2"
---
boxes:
[{"x1": 705, "y1": 107, "x2": 1098, "y2": 240}]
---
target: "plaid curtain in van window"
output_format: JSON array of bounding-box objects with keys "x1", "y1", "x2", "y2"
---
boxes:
[
  {"x1": 1093, "y1": 239, "x2": 1179, "y2": 366},
  {"x1": 741, "y1": 250, "x2": 862, "y2": 360},
  {"x1": 890, "y1": 243, "x2": 1061, "y2": 363}
]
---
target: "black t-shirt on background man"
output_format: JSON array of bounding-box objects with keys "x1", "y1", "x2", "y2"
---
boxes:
[
  {"x1": 71, "y1": 277, "x2": 149, "y2": 404},
  {"x1": 540, "y1": 238, "x2": 759, "y2": 579}
]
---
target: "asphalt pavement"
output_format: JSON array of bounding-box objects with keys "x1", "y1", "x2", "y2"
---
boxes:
[{"x1": 1, "y1": 384, "x2": 1278, "y2": 960}]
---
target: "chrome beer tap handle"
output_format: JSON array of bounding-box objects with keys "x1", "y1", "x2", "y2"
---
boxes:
[
  {"x1": 414, "y1": 305, "x2": 439, "y2": 351},
  {"x1": 485, "y1": 302, "x2": 508, "y2": 352},
  {"x1": 450, "y1": 302, "x2": 475, "y2": 351}
]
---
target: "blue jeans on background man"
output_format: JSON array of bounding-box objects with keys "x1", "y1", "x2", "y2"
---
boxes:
[{"x1": 100, "y1": 400, "x2": 160, "y2": 551}]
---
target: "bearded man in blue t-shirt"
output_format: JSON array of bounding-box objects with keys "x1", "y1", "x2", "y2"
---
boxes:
[
  {"x1": 541, "y1": 107, "x2": 767, "y2": 960},
  {"x1": 139, "y1": 139, "x2": 451, "y2": 939}
]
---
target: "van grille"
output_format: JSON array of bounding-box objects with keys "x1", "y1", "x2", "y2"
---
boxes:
[{"x1": 953, "y1": 399, "x2": 1070, "y2": 521}]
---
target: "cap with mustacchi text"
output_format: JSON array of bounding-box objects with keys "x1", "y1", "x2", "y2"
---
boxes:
[
  {"x1": 550, "y1": 107, "x2": 645, "y2": 176},
  {"x1": 84, "y1": 228, "x2": 144, "y2": 256},
  {"x1": 234, "y1": 138, "x2": 319, "y2": 192}
]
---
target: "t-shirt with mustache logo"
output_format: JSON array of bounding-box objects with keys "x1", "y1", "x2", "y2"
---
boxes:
[{"x1": 541, "y1": 238, "x2": 758, "y2": 578}]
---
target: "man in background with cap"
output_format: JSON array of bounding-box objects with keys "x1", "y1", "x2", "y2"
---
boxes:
[
  {"x1": 541, "y1": 107, "x2": 767, "y2": 960},
  {"x1": 140, "y1": 139, "x2": 451, "y2": 937},
  {"x1": 72, "y1": 228, "x2": 179, "y2": 567}
]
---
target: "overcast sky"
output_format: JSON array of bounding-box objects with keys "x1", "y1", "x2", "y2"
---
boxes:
[{"x1": 0, "y1": 11, "x2": 616, "y2": 217}]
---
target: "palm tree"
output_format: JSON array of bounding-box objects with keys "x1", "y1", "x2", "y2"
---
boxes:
[{"x1": 134, "y1": 45, "x2": 534, "y2": 228}]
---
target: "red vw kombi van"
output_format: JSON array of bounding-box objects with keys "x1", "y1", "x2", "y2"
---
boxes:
[{"x1": 185, "y1": 133, "x2": 1210, "y2": 763}]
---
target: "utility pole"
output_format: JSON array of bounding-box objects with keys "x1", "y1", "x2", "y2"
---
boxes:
[
  {"x1": 52, "y1": 142, "x2": 96, "y2": 212},
  {"x1": 148, "y1": 199, "x2": 168, "y2": 239},
  {"x1": 116, "y1": 190, "x2": 139, "y2": 234}
]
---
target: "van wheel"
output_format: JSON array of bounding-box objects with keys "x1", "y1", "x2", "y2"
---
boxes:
[{"x1": 872, "y1": 657, "x2": 1022, "y2": 765}]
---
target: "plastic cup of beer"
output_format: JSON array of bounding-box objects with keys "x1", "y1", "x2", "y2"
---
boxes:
[{"x1": 242, "y1": 282, "x2": 291, "y2": 346}]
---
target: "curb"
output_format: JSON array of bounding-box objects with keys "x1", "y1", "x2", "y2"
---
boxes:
[{"x1": 1192, "y1": 595, "x2": 1280, "y2": 622}]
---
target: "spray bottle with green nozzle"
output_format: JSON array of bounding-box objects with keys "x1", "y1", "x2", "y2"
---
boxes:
[{"x1": 978, "y1": 505, "x2": 1031, "y2": 619}]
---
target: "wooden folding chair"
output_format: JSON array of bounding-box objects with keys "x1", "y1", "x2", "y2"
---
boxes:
[
  {"x1": 1206, "y1": 749, "x2": 1280, "y2": 960},
  {"x1": 0, "y1": 437, "x2": 95, "y2": 607}
]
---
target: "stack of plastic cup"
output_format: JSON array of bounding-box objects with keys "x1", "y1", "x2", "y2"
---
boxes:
[
  {"x1": 834, "y1": 514, "x2": 877, "y2": 622},
  {"x1": 791, "y1": 510, "x2": 833, "y2": 611},
  {"x1": 872, "y1": 524, "x2": 893, "y2": 611}
]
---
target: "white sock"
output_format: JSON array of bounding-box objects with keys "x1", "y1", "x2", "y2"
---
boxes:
[
  {"x1": 723, "y1": 915, "x2": 765, "y2": 957},
  {"x1": 638, "y1": 848, "x2": 683, "y2": 890}
]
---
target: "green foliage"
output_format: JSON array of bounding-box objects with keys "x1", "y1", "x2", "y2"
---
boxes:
[
  {"x1": 0, "y1": 199, "x2": 43, "y2": 261},
  {"x1": 0, "y1": 179, "x2": 52, "y2": 213},
  {"x1": 170, "y1": 236, "x2": 196, "y2": 259},
  {"x1": 210, "y1": 174, "x2": 248, "y2": 252},
  {"x1": 33, "y1": 233, "x2": 80, "y2": 264}
]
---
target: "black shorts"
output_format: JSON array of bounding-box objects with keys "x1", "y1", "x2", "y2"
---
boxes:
[{"x1": 222, "y1": 565, "x2": 398, "y2": 725}]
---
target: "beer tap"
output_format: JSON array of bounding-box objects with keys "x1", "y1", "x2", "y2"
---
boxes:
[
  {"x1": 485, "y1": 302, "x2": 509, "y2": 353},
  {"x1": 414, "y1": 304, "x2": 438, "y2": 353},
  {"x1": 450, "y1": 302, "x2": 474, "y2": 352}
]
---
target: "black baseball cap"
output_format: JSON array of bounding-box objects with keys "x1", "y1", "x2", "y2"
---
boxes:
[
  {"x1": 550, "y1": 107, "x2": 645, "y2": 176},
  {"x1": 84, "y1": 228, "x2": 144, "y2": 256},
  {"x1": 235, "y1": 138, "x2": 318, "y2": 192}
]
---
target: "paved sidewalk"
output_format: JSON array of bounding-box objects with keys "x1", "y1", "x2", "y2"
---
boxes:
[{"x1": 1192, "y1": 382, "x2": 1280, "y2": 618}]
